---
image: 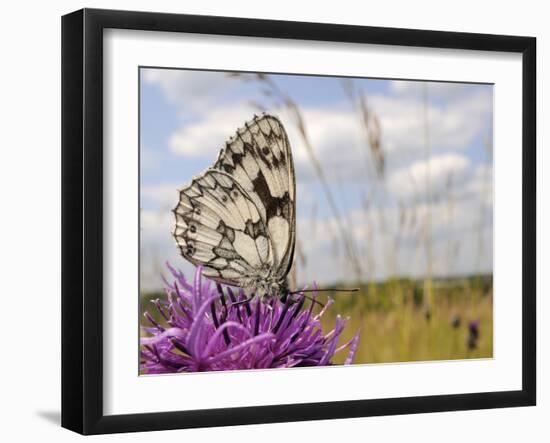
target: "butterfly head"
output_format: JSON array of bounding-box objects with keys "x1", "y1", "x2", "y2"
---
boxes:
[{"x1": 246, "y1": 273, "x2": 287, "y2": 301}]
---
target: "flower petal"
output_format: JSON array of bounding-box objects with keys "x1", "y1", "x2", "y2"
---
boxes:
[
  {"x1": 201, "y1": 321, "x2": 252, "y2": 359},
  {"x1": 140, "y1": 327, "x2": 186, "y2": 346},
  {"x1": 205, "y1": 333, "x2": 275, "y2": 365}
]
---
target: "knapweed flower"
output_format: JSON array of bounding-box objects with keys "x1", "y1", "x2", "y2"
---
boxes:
[{"x1": 140, "y1": 264, "x2": 360, "y2": 374}]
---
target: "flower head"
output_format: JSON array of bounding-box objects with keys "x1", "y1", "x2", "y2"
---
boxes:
[{"x1": 140, "y1": 264, "x2": 360, "y2": 373}]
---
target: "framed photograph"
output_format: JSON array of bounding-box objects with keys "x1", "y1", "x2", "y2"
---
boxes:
[{"x1": 61, "y1": 8, "x2": 536, "y2": 435}]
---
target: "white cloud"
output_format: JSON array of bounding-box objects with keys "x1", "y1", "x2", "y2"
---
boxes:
[
  {"x1": 141, "y1": 183, "x2": 180, "y2": 209},
  {"x1": 369, "y1": 88, "x2": 493, "y2": 154},
  {"x1": 140, "y1": 208, "x2": 194, "y2": 291},
  {"x1": 294, "y1": 184, "x2": 493, "y2": 285},
  {"x1": 140, "y1": 145, "x2": 162, "y2": 175},
  {"x1": 168, "y1": 103, "x2": 258, "y2": 156},
  {"x1": 464, "y1": 164, "x2": 493, "y2": 200},
  {"x1": 388, "y1": 153, "x2": 470, "y2": 200},
  {"x1": 143, "y1": 69, "x2": 236, "y2": 110},
  {"x1": 167, "y1": 103, "x2": 367, "y2": 184},
  {"x1": 141, "y1": 209, "x2": 173, "y2": 240},
  {"x1": 282, "y1": 107, "x2": 366, "y2": 180},
  {"x1": 167, "y1": 103, "x2": 384, "y2": 184}
]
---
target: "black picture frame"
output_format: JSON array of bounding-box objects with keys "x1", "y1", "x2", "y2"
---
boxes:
[{"x1": 61, "y1": 8, "x2": 536, "y2": 435}]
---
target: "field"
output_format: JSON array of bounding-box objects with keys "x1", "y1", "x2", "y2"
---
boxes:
[
  {"x1": 140, "y1": 275, "x2": 492, "y2": 365},
  {"x1": 320, "y1": 276, "x2": 492, "y2": 364}
]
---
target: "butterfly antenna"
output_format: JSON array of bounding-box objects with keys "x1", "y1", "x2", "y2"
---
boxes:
[
  {"x1": 288, "y1": 288, "x2": 359, "y2": 295},
  {"x1": 286, "y1": 288, "x2": 359, "y2": 308}
]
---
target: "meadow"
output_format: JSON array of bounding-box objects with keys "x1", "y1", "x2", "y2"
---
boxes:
[
  {"x1": 319, "y1": 275, "x2": 492, "y2": 364},
  {"x1": 140, "y1": 274, "x2": 492, "y2": 366}
]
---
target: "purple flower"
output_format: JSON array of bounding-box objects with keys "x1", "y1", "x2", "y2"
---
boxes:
[
  {"x1": 467, "y1": 319, "x2": 480, "y2": 350},
  {"x1": 140, "y1": 264, "x2": 360, "y2": 374}
]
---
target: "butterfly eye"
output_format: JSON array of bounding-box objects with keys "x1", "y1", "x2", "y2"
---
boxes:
[
  {"x1": 262, "y1": 147, "x2": 270, "y2": 156},
  {"x1": 189, "y1": 224, "x2": 197, "y2": 234},
  {"x1": 194, "y1": 207, "x2": 201, "y2": 215},
  {"x1": 221, "y1": 195, "x2": 228, "y2": 203}
]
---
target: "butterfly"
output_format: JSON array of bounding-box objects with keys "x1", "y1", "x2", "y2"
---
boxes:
[{"x1": 173, "y1": 113, "x2": 296, "y2": 299}]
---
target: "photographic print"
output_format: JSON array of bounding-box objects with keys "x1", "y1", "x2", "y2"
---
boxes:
[
  {"x1": 139, "y1": 68, "x2": 493, "y2": 375},
  {"x1": 62, "y1": 10, "x2": 535, "y2": 433}
]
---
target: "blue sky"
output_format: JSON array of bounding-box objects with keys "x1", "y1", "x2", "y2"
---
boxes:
[{"x1": 139, "y1": 68, "x2": 493, "y2": 291}]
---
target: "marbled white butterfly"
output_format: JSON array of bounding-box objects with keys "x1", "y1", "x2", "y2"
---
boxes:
[{"x1": 173, "y1": 113, "x2": 296, "y2": 299}]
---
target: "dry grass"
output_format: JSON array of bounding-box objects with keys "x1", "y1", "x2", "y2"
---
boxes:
[{"x1": 319, "y1": 277, "x2": 493, "y2": 364}]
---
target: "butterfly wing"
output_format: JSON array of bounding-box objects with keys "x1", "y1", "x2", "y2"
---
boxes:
[
  {"x1": 173, "y1": 169, "x2": 273, "y2": 286},
  {"x1": 213, "y1": 114, "x2": 296, "y2": 282}
]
